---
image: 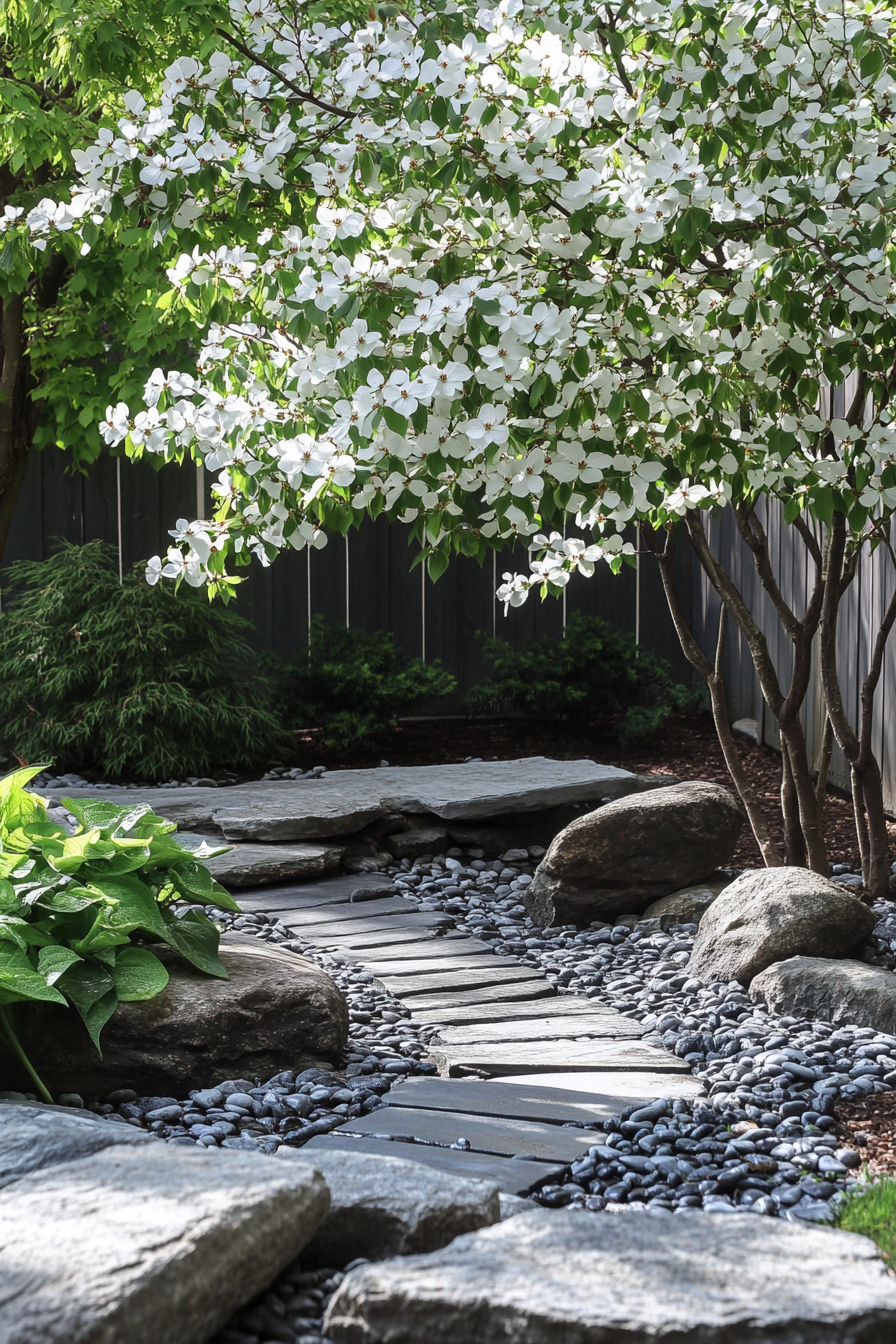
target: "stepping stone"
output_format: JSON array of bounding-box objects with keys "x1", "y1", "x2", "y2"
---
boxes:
[
  {"x1": 429, "y1": 1040, "x2": 691, "y2": 1077},
  {"x1": 385, "y1": 1078, "x2": 640, "y2": 1127},
  {"x1": 177, "y1": 835, "x2": 345, "y2": 889},
  {"x1": 376, "y1": 968, "x2": 546, "y2": 998},
  {"x1": 277, "y1": 896, "x2": 427, "y2": 926},
  {"x1": 364, "y1": 954, "x2": 520, "y2": 976},
  {"x1": 0, "y1": 1140, "x2": 328, "y2": 1344},
  {"x1": 280, "y1": 914, "x2": 449, "y2": 941},
  {"x1": 332, "y1": 1106, "x2": 599, "y2": 1161},
  {"x1": 432, "y1": 1014, "x2": 643, "y2": 1045},
  {"x1": 498, "y1": 1071, "x2": 706, "y2": 1103},
  {"x1": 233, "y1": 873, "x2": 395, "y2": 910},
  {"x1": 403, "y1": 983, "x2": 555, "y2": 1012},
  {"x1": 302, "y1": 1133, "x2": 563, "y2": 1196},
  {"x1": 302, "y1": 928, "x2": 448, "y2": 951},
  {"x1": 355, "y1": 938, "x2": 495, "y2": 962},
  {"x1": 408, "y1": 997, "x2": 606, "y2": 1026},
  {"x1": 49, "y1": 759, "x2": 644, "y2": 841},
  {"x1": 323, "y1": 1207, "x2": 896, "y2": 1344}
]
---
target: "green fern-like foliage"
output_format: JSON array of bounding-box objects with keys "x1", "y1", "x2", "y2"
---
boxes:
[
  {"x1": 466, "y1": 611, "x2": 703, "y2": 741},
  {"x1": 274, "y1": 616, "x2": 456, "y2": 748},
  {"x1": 0, "y1": 541, "x2": 286, "y2": 780}
]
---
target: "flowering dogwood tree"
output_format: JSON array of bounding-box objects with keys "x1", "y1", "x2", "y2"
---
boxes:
[{"x1": 13, "y1": 0, "x2": 896, "y2": 892}]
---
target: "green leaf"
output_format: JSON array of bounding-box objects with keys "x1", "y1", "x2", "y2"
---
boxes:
[
  {"x1": 57, "y1": 957, "x2": 115, "y2": 1021},
  {"x1": 162, "y1": 910, "x2": 227, "y2": 977},
  {"x1": 112, "y1": 946, "x2": 169, "y2": 1001},
  {"x1": 381, "y1": 407, "x2": 408, "y2": 435},
  {"x1": 93, "y1": 874, "x2": 168, "y2": 938},
  {"x1": 37, "y1": 945, "x2": 83, "y2": 985},
  {"x1": 0, "y1": 942, "x2": 66, "y2": 1006},
  {"x1": 82, "y1": 988, "x2": 118, "y2": 1054}
]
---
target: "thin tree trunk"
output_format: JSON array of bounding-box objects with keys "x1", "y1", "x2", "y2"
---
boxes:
[
  {"x1": 0, "y1": 293, "x2": 35, "y2": 562},
  {"x1": 815, "y1": 714, "x2": 834, "y2": 813},
  {"x1": 645, "y1": 526, "x2": 782, "y2": 866},
  {"x1": 780, "y1": 740, "x2": 807, "y2": 867}
]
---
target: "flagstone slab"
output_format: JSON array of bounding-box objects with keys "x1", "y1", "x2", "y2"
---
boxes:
[
  {"x1": 354, "y1": 938, "x2": 494, "y2": 962},
  {"x1": 376, "y1": 968, "x2": 546, "y2": 998},
  {"x1": 302, "y1": 1134, "x2": 563, "y2": 1196},
  {"x1": 498, "y1": 1072, "x2": 706, "y2": 1102},
  {"x1": 365, "y1": 954, "x2": 521, "y2": 976},
  {"x1": 385, "y1": 1078, "x2": 637, "y2": 1127},
  {"x1": 45, "y1": 758, "x2": 643, "y2": 841},
  {"x1": 333, "y1": 1106, "x2": 599, "y2": 1162},
  {"x1": 299, "y1": 928, "x2": 449, "y2": 951},
  {"x1": 234, "y1": 876, "x2": 395, "y2": 911},
  {"x1": 432, "y1": 1015, "x2": 642, "y2": 1045},
  {"x1": 408, "y1": 998, "x2": 606, "y2": 1026},
  {"x1": 404, "y1": 983, "x2": 556, "y2": 1013},
  {"x1": 177, "y1": 836, "x2": 345, "y2": 889},
  {"x1": 279, "y1": 914, "x2": 450, "y2": 941},
  {"x1": 278, "y1": 896, "x2": 427, "y2": 925},
  {"x1": 430, "y1": 1040, "x2": 691, "y2": 1077}
]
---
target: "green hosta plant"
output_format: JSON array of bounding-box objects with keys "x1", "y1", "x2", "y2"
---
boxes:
[{"x1": 0, "y1": 764, "x2": 238, "y2": 1102}]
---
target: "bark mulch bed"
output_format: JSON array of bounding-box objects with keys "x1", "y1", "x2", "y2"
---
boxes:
[
  {"x1": 294, "y1": 711, "x2": 888, "y2": 869},
  {"x1": 837, "y1": 1091, "x2": 896, "y2": 1176}
]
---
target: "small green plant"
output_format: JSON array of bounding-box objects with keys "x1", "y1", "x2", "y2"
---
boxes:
[
  {"x1": 0, "y1": 541, "x2": 287, "y2": 781},
  {"x1": 0, "y1": 765, "x2": 238, "y2": 1103},
  {"x1": 465, "y1": 612, "x2": 703, "y2": 740},
  {"x1": 274, "y1": 616, "x2": 455, "y2": 748},
  {"x1": 837, "y1": 1177, "x2": 896, "y2": 1264}
]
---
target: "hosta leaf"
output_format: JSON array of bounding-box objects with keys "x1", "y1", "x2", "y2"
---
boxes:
[
  {"x1": 36, "y1": 889, "x2": 103, "y2": 914},
  {"x1": 112, "y1": 946, "x2": 169, "y2": 1001},
  {"x1": 61, "y1": 798, "x2": 156, "y2": 836},
  {"x1": 0, "y1": 942, "x2": 66, "y2": 1005},
  {"x1": 49, "y1": 831, "x2": 119, "y2": 874},
  {"x1": 81, "y1": 850, "x2": 152, "y2": 878},
  {"x1": 57, "y1": 958, "x2": 114, "y2": 1019},
  {"x1": 37, "y1": 945, "x2": 83, "y2": 985},
  {"x1": 82, "y1": 988, "x2": 118, "y2": 1054},
  {"x1": 91, "y1": 874, "x2": 168, "y2": 938},
  {"x1": 162, "y1": 910, "x2": 227, "y2": 978}
]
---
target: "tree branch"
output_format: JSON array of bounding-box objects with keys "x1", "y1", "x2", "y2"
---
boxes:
[{"x1": 215, "y1": 26, "x2": 359, "y2": 120}]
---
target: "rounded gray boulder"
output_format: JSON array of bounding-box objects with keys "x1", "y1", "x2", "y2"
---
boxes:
[
  {"x1": 689, "y1": 868, "x2": 876, "y2": 988},
  {"x1": 3, "y1": 935, "x2": 349, "y2": 1096},
  {"x1": 523, "y1": 781, "x2": 743, "y2": 927},
  {"x1": 751, "y1": 955, "x2": 896, "y2": 1033}
]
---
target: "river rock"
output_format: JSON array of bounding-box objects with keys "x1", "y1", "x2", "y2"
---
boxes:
[
  {"x1": 689, "y1": 868, "x2": 876, "y2": 988},
  {"x1": 3, "y1": 935, "x2": 348, "y2": 1096},
  {"x1": 323, "y1": 1208, "x2": 896, "y2": 1344},
  {"x1": 280, "y1": 1147, "x2": 499, "y2": 1264},
  {"x1": 524, "y1": 782, "x2": 743, "y2": 926},
  {"x1": 751, "y1": 956, "x2": 896, "y2": 1033},
  {"x1": 0, "y1": 1102, "x2": 153, "y2": 1190},
  {"x1": 0, "y1": 1142, "x2": 328, "y2": 1344},
  {"x1": 643, "y1": 880, "x2": 730, "y2": 929}
]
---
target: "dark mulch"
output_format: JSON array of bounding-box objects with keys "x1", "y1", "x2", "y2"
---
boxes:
[
  {"x1": 293, "y1": 711, "x2": 883, "y2": 868},
  {"x1": 837, "y1": 1091, "x2": 896, "y2": 1175}
]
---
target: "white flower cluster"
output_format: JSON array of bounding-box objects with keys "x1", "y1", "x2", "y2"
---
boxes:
[{"x1": 10, "y1": 0, "x2": 896, "y2": 597}]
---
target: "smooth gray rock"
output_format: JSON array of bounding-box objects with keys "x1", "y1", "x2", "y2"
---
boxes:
[
  {"x1": 3, "y1": 935, "x2": 348, "y2": 1096},
  {"x1": 689, "y1": 868, "x2": 876, "y2": 988},
  {"x1": 0, "y1": 1103, "x2": 152, "y2": 1189},
  {"x1": 643, "y1": 879, "x2": 730, "y2": 928},
  {"x1": 323, "y1": 1208, "x2": 896, "y2": 1344},
  {"x1": 525, "y1": 782, "x2": 743, "y2": 926},
  {"x1": 46, "y1": 759, "x2": 644, "y2": 841},
  {"x1": 177, "y1": 834, "x2": 345, "y2": 887},
  {"x1": 0, "y1": 1144, "x2": 328, "y2": 1344},
  {"x1": 751, "y1": 955, "x2": 896, "y2": 1033},
  {"x1": 279, "y1": 1147, "x2": 499, "y2": 1264}
]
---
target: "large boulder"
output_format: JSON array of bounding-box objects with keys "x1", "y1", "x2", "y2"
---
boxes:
[
  {"x1": 280, "y1": 1147, "x2": 500, "y2": 1264},
  {"x1": 323, "y1": 1207, "x2": 896, "y2": 1344},
  {"x1": 751, "y1": 956, "x2": 896, "y2": 1033},
  {"x1": 2, "y1": 935, "x2": 348, "y2": 1097},
  {"x1": 524, "y1": 782, "x2": 743, "y2": 926},
  {"x1": 0, "y1": 1140, "x2": 328, "y2": 1344},
  {"x1": 689, "y1": 868, "x2": 876, "y2": 988}
]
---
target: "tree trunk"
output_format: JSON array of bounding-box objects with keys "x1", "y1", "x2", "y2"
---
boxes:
[{"x1": 0, "y1": 293, "x2": 36, "y2": 562}]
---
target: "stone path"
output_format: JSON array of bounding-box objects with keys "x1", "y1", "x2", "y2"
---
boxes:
[{"x1": 240, "y1": 873, "x2": 704, "y2": 1195}]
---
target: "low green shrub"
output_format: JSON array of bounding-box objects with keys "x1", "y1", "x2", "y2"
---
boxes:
[
  {"x1": 837, "y1": 1178, "x2": 896, "y2": 1263},
  {"x1": 272, "y1": 616, "x2": 455, "y2": 749},
  {"x1": 465, "y1": 611, "x2": 703, "y2": 741},
  {"x1": 0, "y1": 765, "x2": 237, "y2": 1102},
  {"x1": 0, "y1": 541, "x2": 286, "y2": 781}
]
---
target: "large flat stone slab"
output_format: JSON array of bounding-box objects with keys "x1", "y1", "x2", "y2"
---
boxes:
[
  {"x1": 279, "y1": 896, "x2": 429, "y2": 925},
  {"x1": 279, "y1": 1146, "x2": 499, "y2": 1265},
  {"x1": 356, "y1": 938, "x2": 495, "y2": 962},
  {"x1": 404, "y1": 983, "x2": 556, "y2": 1012},
  {"x1": 0, "y1": 1143, "x2": 328, "y2": 1344},
  {"x1": 365, "y1": 954, "x2": 521, "y2": 976},
  {"x1": 0, "y1": 1103, "x2": 152, "y2": 1189},
  {"x1": 323, "y1": 1208, "x2": 896, "y2": 1344},
  {"x1": 430, "y1": 1040, "x2": 691, "y2": 1078},
  {"x1": 234, "y1": 873, "x2": 396, "y2": 910},
  {"x1": 336, "y1": 1105, "x2": 598, "y2": 1161},
  {"x1": 408, "y1": 997, "x2": 605, "y2": 1026},
  {"x1": 499, "y1": 1071, "x2": 706, "y2": 1103},
  {"x1": 177, "y1": 834, "x2": 344, "y2": 888},
  {"x1": 376, "y1": 968, "x2": 546, "y2": 998},
  {"x1": 302, "y1": 1133, "x2": 563, "y2": 1196},
  {"x1": 432, "y1": 1014, "x2": 642, "y2": 1045},
  {"x1": 386, "y1": 1078, "x2": 637, "y2": 1126},
  {"x1": 45, "y1": 759, "x2": 642, "y2": 841}
]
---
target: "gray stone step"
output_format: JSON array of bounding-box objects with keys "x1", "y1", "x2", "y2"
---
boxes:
[
  {"x1": 301, "y1": 1134, "x2": 564, "y2": 1196},
  {"x1": 333, "y1": 1106, "x2": 599, "y2": 1162},
  {"x1": 355, "y1": 938, "x2": 495, "y2": 962},
  {"x1": 364, "y1": 953, "x2": 521, "y2": 976},
  {"x1": 429, "y1": 1040, "x2": 692, "y2": 1077},
  {"x1": 432, "y1": 1015, "x2": 642, "y2": 1045},
  {"x1": 280, "y1": 914, "x2": 450, "y2": 941},
  {"x1": 407, "y1": 997, "x2": 604, "y2": 1026},
  {"x1": 301, "y1": 928, "x2": 450, "y2": 951},
  {"x1": 277, "y1": 896, "x2": 429, "y2": 925},
  {"x1": 403, "y1": 983, "x2": 556, "y2": 1012},
  {"x1": 233, "y1": 873, "x2": 394, "y2": 909},
  {"x1": 178, "y1": 836, "x2": 345, "y2": 889},
  {"x1": 48, "y1": 759, "x2": 643, "y2": 841},
  {"x1": 376, "y1": 968, "x2": 547, "y2": 998},
  {"x1": 496, "y1": 1071, "x2": 706, "y2": 1103},
  {"x1": 385, "y1": 1078, "x2": 650, "y2": 1127}
]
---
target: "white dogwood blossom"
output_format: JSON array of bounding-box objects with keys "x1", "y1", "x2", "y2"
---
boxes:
[{"x1": 8, "y1": 0, "x2": 896, "y2": 600}]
